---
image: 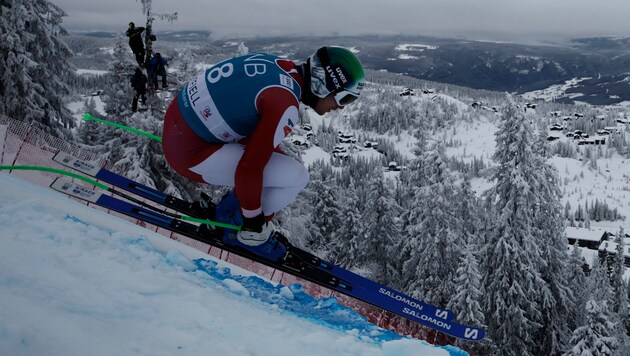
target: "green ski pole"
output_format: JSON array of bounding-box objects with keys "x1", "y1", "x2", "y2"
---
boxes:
[{"x1": 82, "y1": 113, "x2": 163, "y2": 142}]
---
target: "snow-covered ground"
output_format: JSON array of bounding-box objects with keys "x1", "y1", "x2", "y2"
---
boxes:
[
  {"x1": 76, "y1": 68, "x2": 108, "y2": 76},
  {"x1": 0, "y1": 172, "x2": 463, "y2": 356},
  {"x1": 521, "y1": 77, "x2": 591, "y2": 102},
  {"x1": 395, "y1": 44, "x2": 439, "y2": 51}
]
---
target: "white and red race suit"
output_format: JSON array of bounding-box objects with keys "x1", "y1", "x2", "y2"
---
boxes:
[{"x1": 162, "y1": 53, "x2": 309, "y2": 219}]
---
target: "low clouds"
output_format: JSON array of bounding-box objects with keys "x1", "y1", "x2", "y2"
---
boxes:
[{"x1": 50, "y1": 0, "x2": 630, "y2": 41}]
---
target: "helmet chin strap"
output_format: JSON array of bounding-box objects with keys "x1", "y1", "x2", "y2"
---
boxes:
[{"x1": 299, "y1": 60, "x2": 320, "y2": 109}]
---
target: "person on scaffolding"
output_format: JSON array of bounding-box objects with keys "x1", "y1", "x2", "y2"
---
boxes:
[
  {"x1": 130, "y1": 67, "x2": 148, "y2": 112},
  {"x1": 126, "y1": 22, "x2": 146, "y2": 67},
  {"x1": 160, "y1": 46, "x2": 365, "y2": 261},
  {"x1": 148, "y1": 53, "x2": 169, "y2": 90}
]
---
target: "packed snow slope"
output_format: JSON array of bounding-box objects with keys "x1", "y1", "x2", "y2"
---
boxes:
[{"x1": 0, "y1": 172, "x2": 464, "y2": 356}]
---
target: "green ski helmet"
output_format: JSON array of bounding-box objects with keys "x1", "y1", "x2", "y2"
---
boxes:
[{"x1": 306, "y1": 46, "x2": 366, "y2": 106}]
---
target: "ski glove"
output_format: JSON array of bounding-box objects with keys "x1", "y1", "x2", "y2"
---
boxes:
[{"x1": 241, "y1": 213, "x2": 265, "y2": 233}]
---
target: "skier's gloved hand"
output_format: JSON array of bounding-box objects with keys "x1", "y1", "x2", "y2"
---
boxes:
[{"x1": 241, "y1": 213, "x2": 265, "y2": 233}]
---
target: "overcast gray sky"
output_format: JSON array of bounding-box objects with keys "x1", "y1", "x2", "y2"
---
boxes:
[{"x1": 50, "y1": 0, "x2": 630, "y2": 42}]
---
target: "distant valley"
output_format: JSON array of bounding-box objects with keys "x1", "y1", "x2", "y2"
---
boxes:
[{"x1": 71, "y1": 31, "x2": 630, "y2": 105}]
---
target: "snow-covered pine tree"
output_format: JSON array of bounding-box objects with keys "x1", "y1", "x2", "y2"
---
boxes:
[
  {"x1": 566, "y1": 257, "x2": 620, "y2": 355},
  {"x1": 446, "y1": 236, "x2": 488, "y2": 353},
  {"x1": 172, "y1": 48, "x2": 197, "y2": 85},
  {"x1": 352, "y1": 172, "x2": 400, "y2": 284},
  {"x1": 481, "y1": 95, "x2": 551, "y2": 355},
  {"x1": 105, "y1": 111, "x2": 163, "y2": 187},
  {"x1": 103, "y1": 34, "x2": 136, "y2": 117},
  {"x1": 566, "y1": 243, "x2": 589, "y2": 333},
  {"x1": 611, "y1": 229, "x2": 629, "y2": 311},
  {"x1": 448, "y1": 175, "x2": 484, "y2": 319},
  {"x1": 401, "y1": 145, "x2": 463, "y2": 308},
  {"x1": 530, "y1": 145, "x2": 574, "y2": 355},
  {"x1": 83, "y1": 97, "x2": 98, "y2": 117},
  {"x1": 76, "y1": 97, "x2": 103, "y2": 145},
  {"x1": 610, "y1": 229, "x2": 630, "y2": 338},
  {"x1": 397, "y1": 184, "x2": 423, "y2": 289},
  {"x1": 306, "y1": 170, "x2": 343, "y2": 258},
  {"x1": 584, "y1": 202, "x2": 592, "y2": 228},
  {"x1": 332, "y1": 190, "x2": 363, "y2": 268},
  {"x1": 393, "y1": 126, "x2": 430, "y2": 287},
  {"x1": 0, "y1": 0, "x2": 74, "y2": 135},
  {"x1": 393, "y1": 173, "x2": 412, "y2": 212},
  {"x1": 590, "y1": 255, "x2": 614, "y2": 311},
  {"x1": 566, "y1": 300, "x2": 620, "y2": 356},
  {"x1": 457, "y1": 175, "x2": 483, "y2": 250}
]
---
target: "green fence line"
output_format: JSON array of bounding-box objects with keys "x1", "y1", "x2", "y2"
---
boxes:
[{"x1": 82, "y1": 113, "x2": 162, "y2": 142}]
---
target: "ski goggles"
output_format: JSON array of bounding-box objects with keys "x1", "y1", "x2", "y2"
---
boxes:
[{"x1": 333, "y1": 89, "x2": 360, "y2": 106}]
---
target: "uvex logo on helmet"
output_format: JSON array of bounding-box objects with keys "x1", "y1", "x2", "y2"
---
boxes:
[
  {"x1": 336, "y1": 67, "x2": 348, "y2": 83},
  {"x1": 325, "y1": 65, "x2": 347, "y2": 90}
]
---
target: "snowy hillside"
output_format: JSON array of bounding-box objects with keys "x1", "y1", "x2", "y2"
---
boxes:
[
  {"x1": 440, "y1": 109, "x2": 630, "y2": 221},
  {"x1": 437, "y1": 104, "x2": 630, "y2": 272},
  {"x1": 0, "y1": 172, "x2": 462, "y2": 356}
]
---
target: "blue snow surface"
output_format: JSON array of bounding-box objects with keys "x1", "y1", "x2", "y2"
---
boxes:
[
  {"x1": 169, "y1": 250, "x2": 465, "y2": 355},
  {"x1": 193, "y1": 258, "x2": 443, "y2": 346}
]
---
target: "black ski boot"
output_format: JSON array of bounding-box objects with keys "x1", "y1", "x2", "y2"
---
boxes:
[
  {"x1": 191, "y1": 192, "x2": 218, "y2": 237},
  {"x1": 190, "y1": 192, "x2": 215, "y2": 218}
]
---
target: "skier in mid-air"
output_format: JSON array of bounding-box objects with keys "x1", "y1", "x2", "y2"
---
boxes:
[{"x1": 161, "y1": 46, "x2": 365, "y2": 256}]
